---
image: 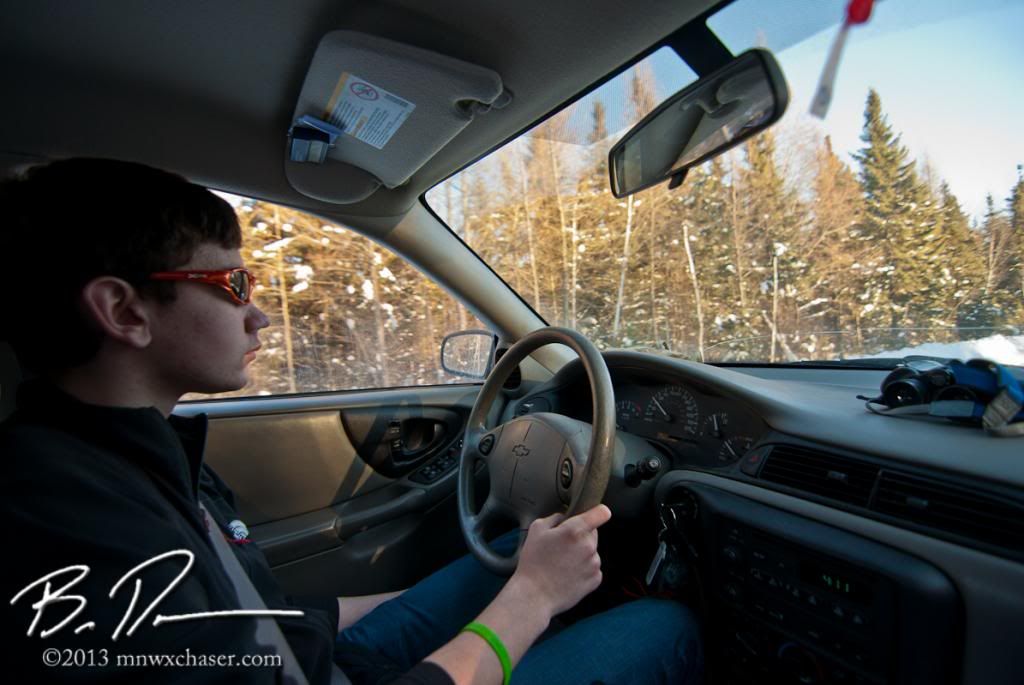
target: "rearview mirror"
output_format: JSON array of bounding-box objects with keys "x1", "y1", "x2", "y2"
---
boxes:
[{"x1": 609, "y1": 49, "x2": 789, "y2": 198}]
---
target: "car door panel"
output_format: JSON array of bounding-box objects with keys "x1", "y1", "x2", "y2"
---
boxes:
[
  {"x1": 205, "y1": 411, "x2": 393, "y2": 524},
  {"x1": 183, "y1": 383, "x2": 492, "y2": 596},
  {"x1": 270, "y1": 500, "x2": 468, "y2": 597}
]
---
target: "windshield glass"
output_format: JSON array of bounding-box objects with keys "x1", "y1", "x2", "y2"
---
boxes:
[{"x1": 426, "y1": 0, "x2": 1024, "y2": 366}]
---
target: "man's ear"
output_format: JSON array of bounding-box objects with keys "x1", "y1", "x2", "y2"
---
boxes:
[{"x1": 79, "y1": 277, "x2": 153, "y2": 349}]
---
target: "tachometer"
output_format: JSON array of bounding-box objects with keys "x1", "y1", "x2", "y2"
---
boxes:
[{"x1": 644, "y1": 386, "x2": 699, "y2": 437}]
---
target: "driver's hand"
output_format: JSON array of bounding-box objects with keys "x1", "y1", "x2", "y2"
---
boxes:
[{"x1": 512, "y1": 504, "x2": 612, "y2": 617}]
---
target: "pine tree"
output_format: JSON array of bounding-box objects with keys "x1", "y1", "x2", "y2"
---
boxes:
[
  {"x1": 806, "y1": 136, "x2": 864, "y2": 356},
  {"x1": 934, "y1": 184, "x2": 987, "y2": 329},
  {"x1": 980, "y1": 193, "x2": 1020, "y2": 324},
  {"x1": 853, "y1": 89, "x2": 936, "y2": 341}
]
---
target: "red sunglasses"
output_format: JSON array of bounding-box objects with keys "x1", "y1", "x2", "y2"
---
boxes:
[{"x1": 149, "y1": 267, "x2": 256, "y2": 305}]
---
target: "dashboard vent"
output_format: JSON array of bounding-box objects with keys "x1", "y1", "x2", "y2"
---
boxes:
[
  {"x1": 493, "y1": 348, "x2": 521, "y2": 389},
  {"x1": 872, "y1": 471, "x2": 1024, "y2": 551},
  {"x1": 759, "y1": 444, "x2": 880, "y2": 506}
]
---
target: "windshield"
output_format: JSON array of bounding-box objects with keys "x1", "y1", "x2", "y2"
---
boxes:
[{"x1": 426, "y1": 0, "x2": 1024, "y2": 366}]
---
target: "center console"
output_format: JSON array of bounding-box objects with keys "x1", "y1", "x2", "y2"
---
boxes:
[{"x1": 659, "y1": 481, "x2": 961, "y2": 685}]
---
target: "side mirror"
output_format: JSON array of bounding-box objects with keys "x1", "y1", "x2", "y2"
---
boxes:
[
  {"x1": 440, "y1": 330, "x2": 496, "y2": 379},
  {"x1": 609, "y1": 48, "x2": 789, "y2": 198}
]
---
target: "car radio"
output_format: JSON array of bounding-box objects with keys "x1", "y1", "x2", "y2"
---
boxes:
[
  {"x1": 714, "y1": 518, "x2": 893, "y2": 683},
  {"x1": 659, "y1": 481, "x2": 960, "y2": 685}
]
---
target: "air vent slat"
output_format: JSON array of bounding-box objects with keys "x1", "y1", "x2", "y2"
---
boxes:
[
  {"x1": 872, "y1": 472, "x2": 1024, "y2": 551},
  {"x1": 767, "y1": 462, "x2": 876, "y2": 484},
  {"x1": 878, "y1": 476, "x2": 1011, "y2": 508},
  {"x1": 875, "y1": 496, "x2": 1021, "y2": 532},
  {"x1": 759, "y1": 445, "x2": 878, "y2": 506},
  {"x1": 762, "y1": 448, "x2": 876, "y2": 468},
  {"x1": 766, "y1": 481, "x2": 874, "y2": 503},
  {"x1": 764, "y1": 455, "x2": 879, "y2": 478},
  {"x1": 874, "y1": 508, "x2": 1024, "y2": 546},
  {"x1": 756, "y1": 444, "x2": 1024, "y2": 560},
  {"x1": 874, "y1": 499, "x2": 1023, "y2": 531},
  {"x1": 763, "y1": 465, "x2": 876, "y2": 490},
  {"x1": 875, "y1": 489, "x2": 1013, "y2": 521}
]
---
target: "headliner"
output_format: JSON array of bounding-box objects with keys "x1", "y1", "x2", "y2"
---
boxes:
[{"x1": 0, "y1": 0, "x2": 720, "y2": 218}]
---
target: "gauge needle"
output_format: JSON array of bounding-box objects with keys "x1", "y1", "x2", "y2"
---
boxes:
[
  {"x1": 724, "y1": 440, "x2": 738, "y2": 458},
  {"x1": 652, "y1": 397, "x2": 671, "y2": 422},
  {"x1": 712, "y1": 414, "x2": 721, "y2": 436}
]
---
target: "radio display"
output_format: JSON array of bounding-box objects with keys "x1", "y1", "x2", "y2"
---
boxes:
[{"x1": 800, "y1": 560, "x2": 872, "y2": 603}]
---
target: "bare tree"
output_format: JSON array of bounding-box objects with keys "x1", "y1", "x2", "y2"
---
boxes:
[
  {"x1": 681, "y1": 220, "x2": 705, "y2": 360},
  {"x1": 518, "y1": 142, "x2": 542, "y2": 310}
]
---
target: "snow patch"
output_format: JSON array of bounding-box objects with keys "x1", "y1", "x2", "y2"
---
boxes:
[
  {"x1": 865, "y1": 334, "x2": 1024, "y2": 366},
  {"x1": 212, "y1": 190, "x2": 243, "y2": 207},
  {"x1": 263, "y1": 237, "x2": 294, "y2": 252}
]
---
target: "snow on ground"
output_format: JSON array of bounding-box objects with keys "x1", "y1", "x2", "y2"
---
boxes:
[{"x1": 864, "y1": 334, "x2": 1024, "y2": 366}]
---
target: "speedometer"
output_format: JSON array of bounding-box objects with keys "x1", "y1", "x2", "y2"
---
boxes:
[{"x1": 644, "y1": 386, "x2": 699, "y2": 437}]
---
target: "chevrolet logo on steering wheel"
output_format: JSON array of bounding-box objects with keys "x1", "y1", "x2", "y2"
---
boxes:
[{"x1": 512, "y1": 444, "x2": 530, "y2": 457}]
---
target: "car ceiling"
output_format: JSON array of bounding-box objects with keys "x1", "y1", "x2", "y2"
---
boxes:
[{"x1": 0, "y1": 0, "x2": 719, "y2": 219}]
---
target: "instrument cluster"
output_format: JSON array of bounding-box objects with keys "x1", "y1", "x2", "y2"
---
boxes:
[{"x1": 611, "y1": 381, "x2": 764, "y2": 468}]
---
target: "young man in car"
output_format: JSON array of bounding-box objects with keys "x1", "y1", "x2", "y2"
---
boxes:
[{"x1": 0, "y1": 158, "x2": 701, "y2": 684}]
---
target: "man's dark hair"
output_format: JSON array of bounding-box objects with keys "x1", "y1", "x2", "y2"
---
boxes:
[{"x1": 0, "y1": 158, "x2": 242, "y2": 373}]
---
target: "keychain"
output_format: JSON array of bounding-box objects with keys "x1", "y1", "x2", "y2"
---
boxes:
[
  {"x1": 646, "y1": 503, "x2": 696, "y2": 590},
  {"x1": 647, "y1": 520, "x2": 671, "y2": 585}
]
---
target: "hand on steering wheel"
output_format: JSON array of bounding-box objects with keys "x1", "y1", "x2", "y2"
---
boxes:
[{"x1": 457, "y1": 327, "x2": 616, "y2": 575}]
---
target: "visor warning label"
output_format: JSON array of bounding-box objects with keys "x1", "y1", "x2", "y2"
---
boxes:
[{"x1": 324, "y1": 73, "x2": 416, "y2": 150}]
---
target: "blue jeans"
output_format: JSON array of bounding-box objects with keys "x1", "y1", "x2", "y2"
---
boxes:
[{"x1": 335, "y1": 532, "x2": 702, "y2": 685}]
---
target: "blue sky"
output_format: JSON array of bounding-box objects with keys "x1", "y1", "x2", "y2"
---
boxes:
[
  {"x1": 537, "y1": 0, "x2": 1024, "y2": 224},
  {"x1": 711, "y1": 0, "x2": 1024, "y2": 221}
]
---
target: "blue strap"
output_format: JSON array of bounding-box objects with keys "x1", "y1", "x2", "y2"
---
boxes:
[{"x1": 945, "y1": 359, "x2": 1024, "y2": 425}]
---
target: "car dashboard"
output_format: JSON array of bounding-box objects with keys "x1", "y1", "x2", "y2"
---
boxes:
[{"x1": 504, "y1": 351, "x2": 1024, "y2": 685}]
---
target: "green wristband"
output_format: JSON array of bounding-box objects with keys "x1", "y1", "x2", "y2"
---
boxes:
[{"x1": 461, "y1": 621, "x2": 512, "y2": 685}]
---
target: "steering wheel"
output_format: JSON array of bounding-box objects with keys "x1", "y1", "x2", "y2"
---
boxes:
[{"x1": 457, "y1": 327, "x2": 616, "y2": 576}]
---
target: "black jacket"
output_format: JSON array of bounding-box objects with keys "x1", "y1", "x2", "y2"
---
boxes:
[{"x1": 1, "y1": 382, "x2": 451, "y2": 685}]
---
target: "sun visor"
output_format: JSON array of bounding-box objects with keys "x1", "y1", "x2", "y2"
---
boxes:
[{"x1": 285, "y1": 31, "x2": 511, "y2": 204}]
